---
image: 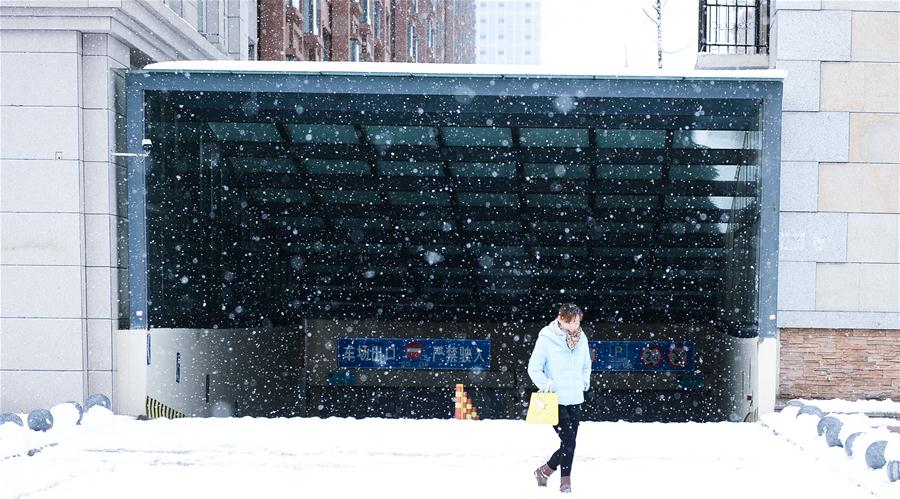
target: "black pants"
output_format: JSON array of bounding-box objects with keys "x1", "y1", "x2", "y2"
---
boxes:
[{"x1": 547, "y1": 403, "x2": 581, "y2": 476}]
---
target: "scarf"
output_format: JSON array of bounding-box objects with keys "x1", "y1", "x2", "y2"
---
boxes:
[{"x1": 554, "y1": 320, "x2": 581, "y2": 351}]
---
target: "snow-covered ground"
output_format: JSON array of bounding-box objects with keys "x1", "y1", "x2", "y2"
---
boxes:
[{"x1": 2, "y1": 401, "x2": 898, "y2": 498}]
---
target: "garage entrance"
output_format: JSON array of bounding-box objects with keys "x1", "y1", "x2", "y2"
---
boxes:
[{"x1": 124, "y1": 62, "x2": 782, "y2": 421}]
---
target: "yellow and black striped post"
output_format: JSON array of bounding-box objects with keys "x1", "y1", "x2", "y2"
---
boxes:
[{"x1": 145, "y1": 396, "x2": 187, "y2": 419}]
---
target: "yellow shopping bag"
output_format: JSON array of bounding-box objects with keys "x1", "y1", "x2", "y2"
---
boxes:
[{"x1": 525, "y1": 390, "x2": 558, "y2": 425}]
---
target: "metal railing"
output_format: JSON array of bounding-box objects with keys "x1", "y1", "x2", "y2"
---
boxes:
[{"x1": 699, "y1": 0, "x2": 769, "y2": 55}]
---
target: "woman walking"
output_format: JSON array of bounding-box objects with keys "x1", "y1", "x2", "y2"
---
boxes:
[{"x1": 527, "y1": 303, "x2": 592, "y2": 493}]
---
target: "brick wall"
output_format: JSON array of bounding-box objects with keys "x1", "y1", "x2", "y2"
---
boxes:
[{"x1": 780, "y1": 328, "x2": 900, "y2": 399}]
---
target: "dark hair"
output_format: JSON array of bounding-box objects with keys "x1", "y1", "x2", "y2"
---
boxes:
[{"x1": 558, "y1": 303, "x2": 583, "y2": 321}]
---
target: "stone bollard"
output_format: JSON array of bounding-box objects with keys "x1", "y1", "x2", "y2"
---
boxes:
[
  {"x1": 816, "y1": 416, "x2": 843, "y2": 447},
  {"x1": 85, "y1": 393, "x2": 112, "y2": 411},
  {"x1": 27, "y1": 409, "x2": 54, "y2": 432},
  {"x1": 844, "y1": 432, "x2": 864, "y2": 457},
  {"x1": 886, "y1": 460, "x2": 900, "y2": 482},
  {"x1": 0, "y1": 413, "x2": 24, "y2": 427},
  {"x1": 797, "y1": 405, "x2": 824, "y2": 419},
  {"x1": 865, "y1": 441, "x2": 888, "y2": 470}
]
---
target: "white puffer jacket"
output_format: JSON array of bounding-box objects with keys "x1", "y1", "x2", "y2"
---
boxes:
[{"x1": 527, "y1": 321, "x2": 592, "y2": 405}]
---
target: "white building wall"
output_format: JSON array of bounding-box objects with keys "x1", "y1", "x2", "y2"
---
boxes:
[
  {"x1": 475, "y1": 0, "x2": 540, "y2": 65},
  {"x1": 0, "y1": 1, "x2": 256, "y2": 414},
  {"x1": 1, "y1": 30, "x2": 91, "y2": 412}
]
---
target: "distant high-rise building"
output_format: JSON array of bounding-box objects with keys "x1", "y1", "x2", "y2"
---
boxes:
[
  {"x1": 258, "y1": 0, "x2": 476, "y2": 63},
  {"x1": 475, "y1": 0, "x2": 540, "y2": 65}
]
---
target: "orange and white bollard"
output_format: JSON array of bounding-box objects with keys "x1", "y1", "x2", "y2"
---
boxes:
[
  {"x1": 454, "y1": 383, "x2": 467, "y2": 419},
  {"x1": 454, "y1": 383, "x2": 480, "y2": 420}
]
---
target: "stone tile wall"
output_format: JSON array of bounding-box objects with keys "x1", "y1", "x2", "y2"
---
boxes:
[
  {"x1": 776, "y1": 3, "x2": 899, "y2": 332},
  {"x1": 775, "y1": 1, "x2": 899, "y2": 399},
  {"x1": 780, "y1": 328, "x2": 899, "y2": 399}
]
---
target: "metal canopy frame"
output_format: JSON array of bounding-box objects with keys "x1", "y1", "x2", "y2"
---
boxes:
[{"x1": 126, "y1": 67, "x2": 782, "y2": 337}]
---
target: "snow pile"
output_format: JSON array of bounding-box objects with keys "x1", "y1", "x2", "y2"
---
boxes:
[
  {"x1": 79, "y1": 406, "x2": 116, "y2": 427},
  {"x1": 0, "y1": 417, "x2": 56, "y2": 461},
  {"x1": 762, "y1": 400, "x2": 900, "y2": 494},
  {"x1": 49, "y1": 403, "x2": 82, "y2": 428},
  {"x1": 0, "y1": 405, "x2": 117, "y2": 462},
  {"x1": 3, "y1": 399, "x2": 898, "y2": 498}
]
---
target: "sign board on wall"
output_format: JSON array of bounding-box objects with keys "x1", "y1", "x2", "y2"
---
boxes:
[
  {"x1": 337, "y1": 338, "x2": 491, "y2": 370},
  {"x1": 588, "y1": 340, "x2": 695, "y2": 372}
]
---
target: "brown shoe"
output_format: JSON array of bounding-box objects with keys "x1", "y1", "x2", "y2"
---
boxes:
[
  {"x1": 560, "y1": 476, "x2": 572, "y2": 493},
  {"x1": 533, "y1": 464, "x2": 554, "y2": 487}
]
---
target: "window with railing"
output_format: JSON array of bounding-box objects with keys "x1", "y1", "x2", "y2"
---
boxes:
[
  {"x1": 360, "y1": 0, "x2": 370, "y2": 24},
  {"x1": 699, "y1": 0, "x2": 769, "y2": 55},
  {"x1": 407, "y1": 22, "x2": 418, "y2": 62},
  {"x1": 303, "y1": 0, "x2": 319, "y2": 34},
  {"x1": 197, "y1": 0, "x2": 206, "y2": 34},
  {"x1": 374, "y1": 1, "x2": 383, "y2": 37},
  {"x1": 350, "y1": 39, "x2": 360, "y2": 61},
  {"x1": 323, "y1": 32, "x2": 331, "y2": 60}
]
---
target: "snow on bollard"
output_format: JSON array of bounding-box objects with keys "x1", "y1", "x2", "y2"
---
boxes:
[
  {"x1": 816, "y1": 416, "x2": 834, "y2": 436},
  {"x1": 0, "y1": 412, "x2": 24, "y2": 427},
  {"x1": 50, "y1": 402, "x2": 84, "y2": 427},
  {"x1": 816, "y1": 416, "x2": 843, "y2": 447},
  {"x1": 865, "y1": 440, "x2": 888, "y2": 470},
  {"x1": 85, "y1": 393, "x2": 111, "y2": 411},
  {"x1": 27, "y1": 409, "x2": 54, "y2": 432},
  {"x1": 796, "y1": 405, "x2": 824, "y2": 419},
  {"x1": 70, "y1": 401, "x2": 84, "y2": 424},
  {"x1": 80, "y1": 405, "x2": 114, "y2": 426},
  {"x1": 777, "y1": 405, "x2": 801, "y2": 419},
  {"x1": 81, "y1": 394, "x2": 114, "y2": 427}
]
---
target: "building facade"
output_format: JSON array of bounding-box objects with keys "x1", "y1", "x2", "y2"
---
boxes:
[
  {"x1": 258, "y1": 0, "x2": 476, "y2": 63},
  {"x1": 475, "y1": 0, "x2": 540, "y2": 65},
  {"x1": 0, "y1": 0, "x2": 257, "y2": 413},
  {"x1": 698, "y1": 0, "x2": 899, "y2": 405},
  {"x1": 1, "y1": 0, "x2": 896, "y2": 417}
]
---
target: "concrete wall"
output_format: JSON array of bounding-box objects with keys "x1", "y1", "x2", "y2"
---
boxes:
[
  {"x1": 138, "y1": 328, "x2": 304, "y2": 418},
  {"x1": 0, "y1": 30, "x2": 128, "y2": 413},
  {"x1": 0, "y1": 1, "x2": 256, "y2": 413},
  {"x1": 772, "y1": 0, "x2": 899, "y2": 399},
  {"x1": 112, "y1": 320, "x2": 758, "y2": 421}
]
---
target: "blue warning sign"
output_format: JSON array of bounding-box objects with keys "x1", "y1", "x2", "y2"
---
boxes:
[
  {"x1": 337, "y1": 338, "x2": 491, "y2": 370},
  {"x1": 588, "y1": 340, "x2": 695, "y2": 372}
]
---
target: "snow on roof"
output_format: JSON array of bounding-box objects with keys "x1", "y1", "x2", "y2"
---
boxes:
[{"x1": 143, "y1": 60, "x2": 786, "y2": 81}]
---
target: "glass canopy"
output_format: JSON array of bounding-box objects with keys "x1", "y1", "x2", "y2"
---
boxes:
[{"x1": 138, "y1": 85, "x2": 770, "y2": 336}]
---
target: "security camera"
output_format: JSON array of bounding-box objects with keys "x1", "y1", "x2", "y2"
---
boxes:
[{"x1": 110, "y1": 139, "x2": 153, "y2": 159}]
